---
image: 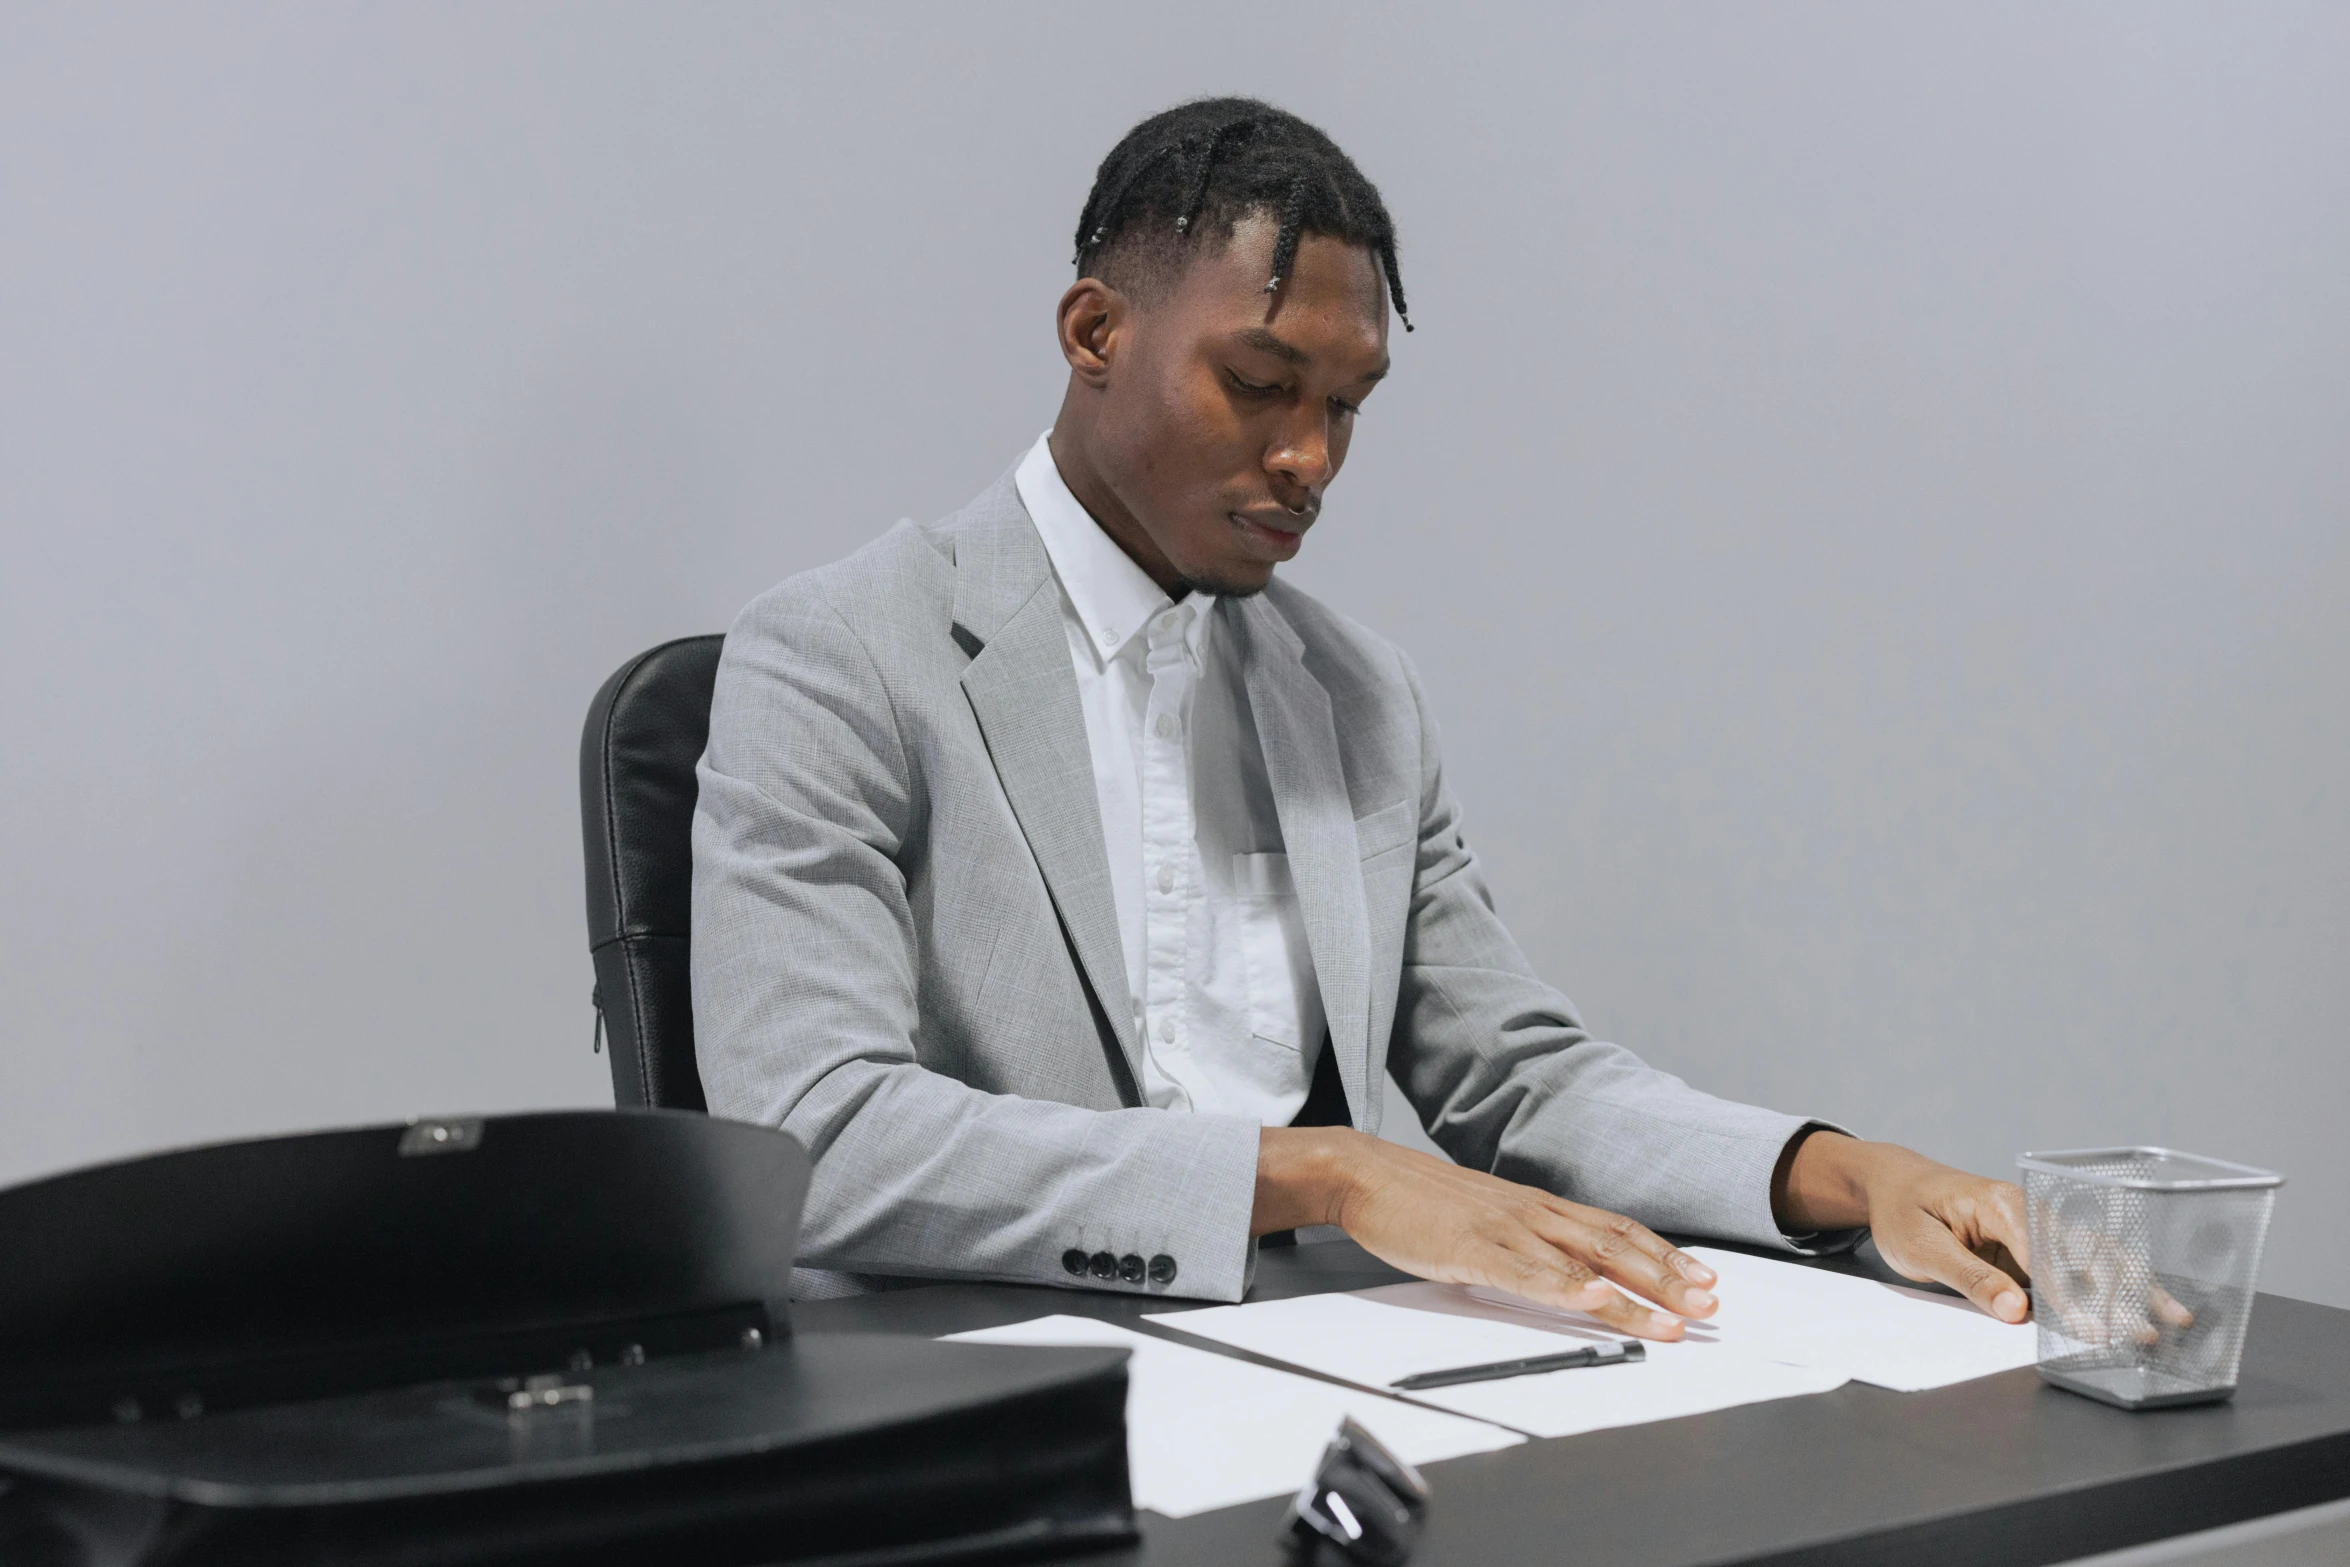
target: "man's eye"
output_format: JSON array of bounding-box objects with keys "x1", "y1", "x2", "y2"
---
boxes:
[
  {"x1": 1331, "y1": 397, "x2": 1362, "y2": 418},
  {"x1": 1227, "y1": 371, "x2": 1283, "y2": 396}
]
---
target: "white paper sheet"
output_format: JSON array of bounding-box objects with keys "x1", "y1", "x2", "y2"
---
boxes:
[
  {"x1": 1146, "y1": 1286, "x2": 1847, "y2": 1439},
  {"x1": 942, "y1": 1315, "x2": 1521, "y2": 1518},
  {"x1": 1469, "y1": 1246, "x2": 2039, "y2": 1392}
]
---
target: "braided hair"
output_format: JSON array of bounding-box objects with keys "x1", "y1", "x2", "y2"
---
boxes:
[{"x1": 1073, "y1": 97, "x2": 1412, "y2": 331}]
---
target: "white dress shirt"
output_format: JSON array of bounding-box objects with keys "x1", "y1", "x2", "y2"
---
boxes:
[{"x1": 1015, "y1": 433, "x2": 1328, "y2": 1125}]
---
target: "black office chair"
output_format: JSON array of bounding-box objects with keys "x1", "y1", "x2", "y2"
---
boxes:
[{"x1": 580, "y1": 634, "x2": 725, "y2": 1110}]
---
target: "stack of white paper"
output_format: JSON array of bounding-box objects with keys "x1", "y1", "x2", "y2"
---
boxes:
[
  {"x1": 1687, "y1": 1247, "x2": 2037, "y2": 1389},
  {"x1": 1146, "y1": 1286, "x2": 1848, "y2": 1439},
  {"x1": 956, "y1": 1252, "x2": 2033, "y2": 1514},
  {"x1": 941, "y1": 1315, "x2": 1521, "y2": 1518},
  {"x1": 1468, "y1": 1246, "x2": 2039, "y2": 1392}
]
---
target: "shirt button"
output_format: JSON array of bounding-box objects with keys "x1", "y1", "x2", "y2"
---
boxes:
[
  {"x1": 1157, "y1": 1017, "x2": 1175, "y2": 1044},
  {"x1": 1089, "y1": 1251, "x2": 1118, "y2": 1280},
  {"x1": 1155, "y1": 713, "x2": 1178, "y2": 739},
  {"x1": 1148, "y1": 1254, "x2": 1178, "y2": 1285},
  {"x1": 1118, "y1": 1254, "x2": 1146, "y2": 1285},
  {"x1": 1156, "y1": 865, "x2": 1174, "y2": 894},
  {"x1": 1062, "y1": 1248, "x2": 1089, "y2": 1277}
]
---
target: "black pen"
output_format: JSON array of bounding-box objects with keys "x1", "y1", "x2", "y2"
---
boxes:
[{"x1": 1390, "y1": 1339, "x2": 1645, "y2": 1391}]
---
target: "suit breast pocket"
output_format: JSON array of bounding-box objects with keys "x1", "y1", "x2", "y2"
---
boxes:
[{"x1": 1232, "y1": 853, "x2": 1325, "y2": 1058}]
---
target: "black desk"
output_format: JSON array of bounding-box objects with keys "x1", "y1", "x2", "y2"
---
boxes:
[{"x1": 794, "y1": 1242, "x2": 2350, "y2": 1566}]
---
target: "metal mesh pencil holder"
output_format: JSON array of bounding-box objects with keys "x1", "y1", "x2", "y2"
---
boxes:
[{"x1": 2018, "y1": 1147, "x2": 2283, "y2": 1409}]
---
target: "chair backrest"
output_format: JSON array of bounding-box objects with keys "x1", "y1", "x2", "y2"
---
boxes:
[{"x1": 580, "y1": 634, "x2": 725, "y2": 1110}]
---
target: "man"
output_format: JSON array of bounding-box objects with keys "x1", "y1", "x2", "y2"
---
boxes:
[{"x1": 693, "y1": 98, "x2": 2031, "y2": 1338}]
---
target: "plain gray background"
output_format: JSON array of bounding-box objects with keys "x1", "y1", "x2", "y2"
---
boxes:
[{"x1": 4, "y1": 3, "x2": 2344, "y2": 1307}]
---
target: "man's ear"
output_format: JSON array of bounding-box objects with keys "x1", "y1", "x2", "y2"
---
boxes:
[{"x1": 1056, "y1": 277, "x2": 1125, "y2": 388}]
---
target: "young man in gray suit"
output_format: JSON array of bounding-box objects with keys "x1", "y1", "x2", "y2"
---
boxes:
[{"x1": 693, "y1": 99, "x2": 2032, "y2": 1337}]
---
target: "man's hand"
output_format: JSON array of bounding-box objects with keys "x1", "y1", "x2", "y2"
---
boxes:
[
  {"x1": 1254, "y1": 1127, "x2": 1720, "y2": 1341},
  {"x1": 1774, "y1": 1130, "x2": 2034, "y2": 1323}
]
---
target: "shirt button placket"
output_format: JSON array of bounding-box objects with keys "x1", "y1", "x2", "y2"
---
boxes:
[{"x1": 1142, "y1": 612, "x2": 1198, "y2": 1102}]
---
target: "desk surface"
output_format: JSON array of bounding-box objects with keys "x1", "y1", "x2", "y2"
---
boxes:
[{"x1": 793, "y1": 1242, "x2": 2350, "y2": 1567}]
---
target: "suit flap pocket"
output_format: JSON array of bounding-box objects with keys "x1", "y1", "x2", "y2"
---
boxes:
[{"x1": 1352, "y1": 799, "x2": 1417, "y2": 860}]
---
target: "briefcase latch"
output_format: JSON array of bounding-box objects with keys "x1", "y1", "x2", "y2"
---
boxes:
[
  {"x1": 399, "y1": 1119, "x2": 484, "y2": 1156},
  {"x1": 481, "y1": 1373, "x2": 594, "y2": 1414}
]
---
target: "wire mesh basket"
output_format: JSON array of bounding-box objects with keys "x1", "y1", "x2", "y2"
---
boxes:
[{"x1": 2018, "y1": 1147, "x2": 2284, "y2": 1409}]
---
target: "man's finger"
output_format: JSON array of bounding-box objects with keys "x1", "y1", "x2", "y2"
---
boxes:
[
  {"x1": 1567, "y1": 1276, "x2": 1689, "y2": 1342},
  {"x1": 1975, "y1": 1181, "x2": 2032, "y2": 1278},
  {"x1": 1542, "y1": 1197, "x2": 1719, "y2": 1286},
  {"x1": 1899, "y1": 1220, "x2": 2030, "y2": 1323},
  {"x1": 1472, "y1": 1240, "x2": 1688, "y2": 1342},
  {"x1": 1529, "y1": 1208, "x2": 1717, "y2": 1319},
  {"x1": 1463, "y1": 1238, "x2": 1602, "y2": 1315}
]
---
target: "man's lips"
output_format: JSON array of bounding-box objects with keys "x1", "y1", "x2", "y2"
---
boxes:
[{"x1": 1231, "y1": 508, "x2": 1312, "y2": 558}]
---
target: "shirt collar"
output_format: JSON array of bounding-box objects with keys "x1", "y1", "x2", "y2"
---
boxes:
[{"x1": 1015, "y1": 432, "x2": 1214, "y2": 667}]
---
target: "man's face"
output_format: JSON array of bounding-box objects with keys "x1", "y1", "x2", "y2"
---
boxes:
[{"x1": 1082, "y1": 214, "x2": 1392, "y2": 597}]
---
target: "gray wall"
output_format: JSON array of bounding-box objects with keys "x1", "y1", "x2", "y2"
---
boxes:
[{"x1": 4, "y1": 3, "x2": 2344, "y2": 1305}]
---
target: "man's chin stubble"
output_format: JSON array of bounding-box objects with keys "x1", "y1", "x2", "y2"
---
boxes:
[{"x1": 1177, "y1": 569, "x2": 1272, "y2": 600}]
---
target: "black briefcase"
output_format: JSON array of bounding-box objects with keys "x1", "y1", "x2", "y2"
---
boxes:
[{"x1": 0, "y1": 1111, "x2": 1135, "y2": 1566}]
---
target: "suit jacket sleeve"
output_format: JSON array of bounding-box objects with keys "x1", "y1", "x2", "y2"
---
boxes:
[
  {"x1": 691, "y1": 582, "x2": 1263, "y2": 1299},
  {"x1": 1381, "y1": 653, "x2": 1856, "y2": 1253}
]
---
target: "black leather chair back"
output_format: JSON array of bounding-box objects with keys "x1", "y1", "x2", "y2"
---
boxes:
[{"x1": 580, "y1": 635, "x2": 724, "y2": 1110}]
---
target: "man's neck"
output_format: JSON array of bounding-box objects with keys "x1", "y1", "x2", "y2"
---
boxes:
[{"x1": 1045, "y1": 419, "x2": 1188, "y2": 599}]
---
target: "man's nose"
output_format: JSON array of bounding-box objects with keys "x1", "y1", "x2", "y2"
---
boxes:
[{"x1": 1267, "y1": 413, "x2": 1335, "y2": 497}]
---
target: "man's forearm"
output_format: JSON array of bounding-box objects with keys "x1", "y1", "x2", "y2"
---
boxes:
[
  {"x1": 1773, "y1": 1128, "x2": 1885, "y2": 1232},
  {"x1": 1269, "y1": 1122, "x2": 1885, "y2": 1243},
  {"x1": 1252, "y1": 1126, "x2": 1355, "y2": 1236}
]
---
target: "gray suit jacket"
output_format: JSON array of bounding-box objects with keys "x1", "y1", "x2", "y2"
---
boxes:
[{"x1": 693, "y1": 470, "x2": 1826, "y2": 1302}]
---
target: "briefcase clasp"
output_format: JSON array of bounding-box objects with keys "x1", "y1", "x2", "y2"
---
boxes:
[{"x1": 481, "y1": 1373, "x2": 594, "y2": 1414}]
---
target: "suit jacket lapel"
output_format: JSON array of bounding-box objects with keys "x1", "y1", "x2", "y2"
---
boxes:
[
  {"x1": 1235, "y1": 597, "x2": 1373, "y2": 1130},
  {"x1": 951, "y1": 481, "x2": 1145, "y2": 1098}
]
